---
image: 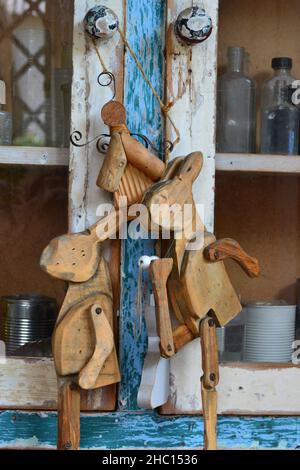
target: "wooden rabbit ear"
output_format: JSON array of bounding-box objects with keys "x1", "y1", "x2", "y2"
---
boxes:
[
  {"x1": 176, "y1": 152, "x2": 203, "y2": 182},
  {"x1": 160, "y1": 156, "x2": 186, "y2": 181}
]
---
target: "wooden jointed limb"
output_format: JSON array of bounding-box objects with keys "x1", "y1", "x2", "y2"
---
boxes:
[
  {"x1": 78, "y1": 303, "x2": 115, "y2": 390},
  {"x1": 204, "y1": 238, "x2": 260, "y2": 278},
  {"x1": 200, "y1": 316, "x2": 219, "y2": 451},
  {"x1": 149, "y1": 258, "x2": 175, "y2": 358}
]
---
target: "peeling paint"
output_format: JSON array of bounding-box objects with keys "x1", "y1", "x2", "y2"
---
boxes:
[
  {"x1": 1, "y1": 411, "x2": 300, "y2": 449},
  {"x1": 118, "y1": 0, "x2": 165, "y2": 411}
]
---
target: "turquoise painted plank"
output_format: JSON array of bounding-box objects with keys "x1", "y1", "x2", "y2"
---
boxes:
[
  {"x1": 1, "y1": 411, "x2": 300, "y2": 449},
  {"x1": 119, "y1": 0, "x2": 165, "y2": 411}
]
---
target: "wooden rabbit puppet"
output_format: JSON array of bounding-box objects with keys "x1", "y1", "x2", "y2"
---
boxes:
[
  {"x1": 40, "y1": 212, "x2": 122, "y2": 392},
  {"x1": 142, "y1": 151, "x2": 260, "y2": 450}
]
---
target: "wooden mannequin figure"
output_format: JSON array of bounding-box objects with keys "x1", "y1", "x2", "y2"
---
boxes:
[
  {"x1": 40, "y1": 212, "x2": 122, "y2": 449},
  {"x1": 142, "y1": 151, "x2": 260, "y2": 450}
]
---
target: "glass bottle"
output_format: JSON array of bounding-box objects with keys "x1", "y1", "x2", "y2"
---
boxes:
[
  {"x1": 217, "y1": 47, "x2": 256, "y2": 153},
  {"x1": 0, "y1": 79, "x2": 12, "y2": 145},
  {"x1": 261, "y1": 57, "x2": 296, "y2": 110},
  {"x1": 261, "y1": 81, "x2": 299, "y2": 155}
]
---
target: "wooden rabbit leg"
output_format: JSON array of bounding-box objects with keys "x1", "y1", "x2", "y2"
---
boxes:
[
  {"x1": 200, "y1": 316, "x2": 219, "y2": 450},
  {"x1": 204, "y1": 238, "x2": 260, "y2": 278},
  {"x1": 149, "y1": 258, "x2": 175, "y2": 358},
  {"x1": 57, "y1": 377, "x2": 80, "y2": 450}
]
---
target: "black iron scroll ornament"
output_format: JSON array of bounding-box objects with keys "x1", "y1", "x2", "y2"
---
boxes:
[
  {"x1": 70, "y1": 69, "x2": 174, "y2": 155},
  {"x1": 70, "y1": 4, "x2": 174, "y2": 155}
]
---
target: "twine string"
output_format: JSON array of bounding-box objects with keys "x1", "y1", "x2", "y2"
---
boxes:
[{"x1": 91, "y1": 26, "x2": 181, "y2": 158}]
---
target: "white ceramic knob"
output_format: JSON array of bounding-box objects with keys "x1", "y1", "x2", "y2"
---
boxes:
[
  {"x1": 84, "y1": 5, "x2": 119, "y2": 40},
  {"x1": 175, "y1": 6, "x2": 212, "y2": 45},
  {"x1": 137, "y1": 256, "x2": 160, "y2": 271}
]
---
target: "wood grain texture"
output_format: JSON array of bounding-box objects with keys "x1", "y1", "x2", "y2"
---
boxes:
[
  {"x1": 97, "y1": 132, "x2": 127, "y2": 192},
  {"x1": 120, "y1": 133, "x2": 165, "y2": 181},
  {"x1": 215, "y1": 173, "x2": 300, "y2": 305},
  {"x1": 57, "y1": 378, "x2": 80, "y2": 450},
  {"x1": 204, "y1": 238, "x2": 260, "y2": 278},
  {"x1": 162, "y1": 0, "x2": 219, "y2": 415},
  {"x1": 52, "y1": 257, "x2": 120, "y2": 388},
  {"x1": 65, "y1": 0, "x2": 125, "y2": 413},
  {"x1": 200, "y1": 317, "x2": 219, "y2": 450},
  {"x1": 114, "y1": 163, "x2": 153, "y2": 208},
  {"x1": 149, "y1": 258, "x2": 175, "y2": 358},
  {"x1": 78, "y1": 304, "x2": 115, "y2": 390},
  {"x1": 168, "y1": 232, "x2": 242, "y2": 334},
  {"x1": 201, "y1": 382, "x2": 217, "y2": 450},
  {"x1": 1, "y1": 358, "x2": 300, "y2": 415}
]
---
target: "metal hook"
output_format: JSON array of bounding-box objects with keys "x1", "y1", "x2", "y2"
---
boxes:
[{"x1": 97, "y1": 71, "x2": 116, "y2": 101}]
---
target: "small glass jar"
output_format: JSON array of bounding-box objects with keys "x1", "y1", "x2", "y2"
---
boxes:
[
  {"x1": 261, "y1": 82, "x2": 299, "y2": 155},
  {"x1": 217, "y1": 46, "x2": 256, "y2": 153}
]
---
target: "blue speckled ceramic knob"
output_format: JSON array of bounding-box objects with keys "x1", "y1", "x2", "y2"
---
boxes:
[
  {"x1": 175, "y1": 7, "x2": 212, "y2": 45},
  {"x1": 84, "y1": 5, "x2": 119, "y2": 40}
]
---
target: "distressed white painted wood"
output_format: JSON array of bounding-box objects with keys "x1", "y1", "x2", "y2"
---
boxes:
[
  {"x1": 216, "y1": 153, "x2": 300, "y2": 174},
  {"x1": 1, "y1": 356, "x2": 300, "y2": 415},
  {"x1": 66, "y1": 0, "x2": 125, "y2": 410},
  {"x1": 0, "y1": 358, "x2": 57, "y2": 409},
  {"x1": 69, "y1": 0, "x2": 124, "y2": 232},
  {"x1": 163, "y1": 0, "x2": 218, "y2": 414},
  {"x1": 0, "y1": 146, "x2": 69, "y2": 166}
]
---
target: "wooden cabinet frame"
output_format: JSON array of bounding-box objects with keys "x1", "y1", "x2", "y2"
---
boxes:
[{"x1": 1, "y1": 0, "x2": 300, "y2": 449}]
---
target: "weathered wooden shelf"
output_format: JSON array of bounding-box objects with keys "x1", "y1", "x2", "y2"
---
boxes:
[
  {"x1": 0, "y1": 146, "x2": 69, "y2": 167},
  {"x1": 216, "y1": 153, "x2": 300, "y2": 174},
  {"x1": 1, "y1": 357, "x2": 300, "y2": 415}
]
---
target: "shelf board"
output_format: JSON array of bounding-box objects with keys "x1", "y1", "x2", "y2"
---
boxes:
[
  {"x1": 0, "y1": 146, "x2": 69, "y2": 167},
  {"x1": 216, "y1": 153, "x2": 300, "y2": 175}
]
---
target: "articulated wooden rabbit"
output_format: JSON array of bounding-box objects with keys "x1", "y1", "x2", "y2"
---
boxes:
[
  {"x1": 40, "y1": 211, "x2": 122, "y2": 391},
  {"x1": 142, "y1": 151, "x2": 260, "y2": 450}
]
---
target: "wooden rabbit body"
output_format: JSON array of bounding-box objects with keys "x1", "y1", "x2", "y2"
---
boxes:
[
  {"x1": 143, "y1": 152, "x2": 260, "y2": 449},
  {"x1": 40, "y1": 216, "x2": 121, "y2": 391}
]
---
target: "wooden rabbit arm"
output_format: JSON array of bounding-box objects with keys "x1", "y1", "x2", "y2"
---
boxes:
[
  {"x1": 204, "y1": 238, "x2": 260, "y2": 278},
  {"x1": 97, "y1": 132, "x2": 127, "y2": 192},
  {"x1": 78, "y1": 303, "x2": 114, "y2": 390},
  {"x1": 149, "y1": 258, "x2": 175, "y2": 358}
]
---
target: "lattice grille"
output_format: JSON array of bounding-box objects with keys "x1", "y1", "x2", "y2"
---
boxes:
[{"x1": 0, "y1": 0, "x2": 73, "y2": 146}]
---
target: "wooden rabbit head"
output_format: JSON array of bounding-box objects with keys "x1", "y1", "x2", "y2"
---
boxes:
[
  {"x1": 143, "y1": 152, "x2": 204, "y2": 237},
  {"x1": 40, "y1": 228, "x2": 100, "y2": 283}
]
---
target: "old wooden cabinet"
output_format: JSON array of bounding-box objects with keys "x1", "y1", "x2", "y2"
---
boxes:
[{"x1": 1, "y1": 0, "x2": 300, "y2": 449}]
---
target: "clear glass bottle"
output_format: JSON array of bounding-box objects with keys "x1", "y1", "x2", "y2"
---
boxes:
[
  {"x1": 0, "y1": 79, "x2": 12, "y2": 145},
  {"x1": 261, "y1": 57, "x2": 295, "y2": 109},
  {"x1": 217, "y1": 47, "x2": 256, "y2": 153},
  {"x1": 261, "y1": 82, "x2": 299, "y2": 155}
]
